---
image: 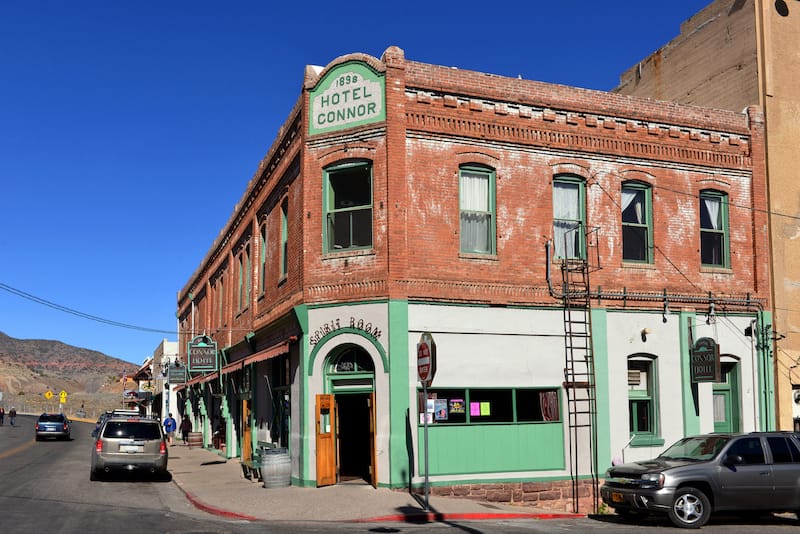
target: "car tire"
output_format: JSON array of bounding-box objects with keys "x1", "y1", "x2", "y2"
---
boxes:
[
  {"x1": 668, "y1": 487, "x2": 711, "y2": 529},
  {"x1": 90, "y1": 469, "x2": 100, "y2": 481}
]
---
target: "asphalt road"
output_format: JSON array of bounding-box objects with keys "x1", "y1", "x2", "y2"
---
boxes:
[{"x1": 3, "y1": 415, "x2": 800, "y2": 534}]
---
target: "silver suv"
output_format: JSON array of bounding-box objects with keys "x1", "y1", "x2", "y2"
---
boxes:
[
  {"x1": 90, "y1": 415, "x2": 168, "y2": 480},
  {"x1": 601, "y1": 432, "x2": 800, "y2": 528}
]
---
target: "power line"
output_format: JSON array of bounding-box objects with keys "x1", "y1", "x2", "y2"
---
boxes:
[{"x1": 0, "y1": 282, "x2": 176, "y2": 335}]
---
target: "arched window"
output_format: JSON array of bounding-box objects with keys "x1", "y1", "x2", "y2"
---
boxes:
[{"x1": 552, "y1": 175, "x2": 585, "y2": 259}]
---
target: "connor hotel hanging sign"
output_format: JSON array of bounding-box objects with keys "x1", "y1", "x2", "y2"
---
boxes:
[{"x1": 308, "y1": 61, "x2": 385, "y2": 136}]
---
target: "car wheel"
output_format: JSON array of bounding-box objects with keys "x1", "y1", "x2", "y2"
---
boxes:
[
  {"x1": 90, "y1": 469, "x2": 100, "y2": 481},
  {"x1": 668, "y1": 487, "x2": 711, "y2": 529}
]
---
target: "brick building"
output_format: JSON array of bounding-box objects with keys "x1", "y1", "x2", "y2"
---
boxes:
[
  {"x1": 175, "y1": 46, "x2": 770, "y2": 513},
  {"x1": 613, "y1": 0, "x2": 800, "y2": 430}
]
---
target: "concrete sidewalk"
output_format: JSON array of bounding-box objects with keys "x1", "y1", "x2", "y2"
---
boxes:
[{"x1": 167, "y1": 444, "x2": 583, "y2": 523}]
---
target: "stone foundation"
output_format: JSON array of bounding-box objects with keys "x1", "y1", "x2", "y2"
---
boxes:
[{"x1": 409, "y1": 479, "x2": 599, "y2": 515}]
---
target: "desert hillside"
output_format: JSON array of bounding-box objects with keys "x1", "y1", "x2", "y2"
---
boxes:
[{"x1": 0, "y1": 331, "x2": 145, "y2": 417}]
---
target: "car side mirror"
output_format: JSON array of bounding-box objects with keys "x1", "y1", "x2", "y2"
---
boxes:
[{"x1": 723, "y1": 453, "x2": 743, "y2": 466}]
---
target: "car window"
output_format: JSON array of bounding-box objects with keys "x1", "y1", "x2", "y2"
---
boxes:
[
  {"x1": 767, "y1": 436, "x2": 800, "y2": 463},
  {"x1": 102, "y1": 421, "x2": 162, "y2": 440},
  {"x1": 39, "y1": 414, "x2": 65, "y2": 423},
  {"x1": 726, "y1": 437, "x2": 766, "y2": 465}
]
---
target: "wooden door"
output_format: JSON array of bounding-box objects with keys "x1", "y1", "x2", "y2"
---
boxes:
[
  {"x1": 241, "y1": 399, "x2": 252, "y2": 461},
  {"x1": 368, "y1": 392, "x2": 377, "y2": 488},
  {"x1": 316, "y1": 394, "x2": 336, "y2": 486}
]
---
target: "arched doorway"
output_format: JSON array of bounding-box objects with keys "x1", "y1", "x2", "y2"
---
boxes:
[{"x1": 316, "y1": 345, "x2": 376, "y2": 487}]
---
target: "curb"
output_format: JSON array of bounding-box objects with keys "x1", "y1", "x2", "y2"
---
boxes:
[{"x1": 353, "y1": 511, "x2": 586, "y2": 523}]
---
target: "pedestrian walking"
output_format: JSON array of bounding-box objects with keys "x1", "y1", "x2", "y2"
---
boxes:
[
  {"x1": 9, "y1": 407, "x2": 16, "y2": 426},
  {"x1": 179, "y1": 417, "x2": 192, "y2": 445},
  {"x1": 163, "y1": 413, "x2": 177, "y2": 446},
  {"x1": 0, "y1": 406, "x2": 4, "y2": 426}
]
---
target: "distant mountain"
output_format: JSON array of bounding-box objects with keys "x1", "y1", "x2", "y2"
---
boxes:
[{"x1": 0, "y1": 332, "x2": 142, "y2": 415}]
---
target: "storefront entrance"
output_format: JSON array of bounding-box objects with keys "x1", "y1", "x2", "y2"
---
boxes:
[
  {"x1": 315, "y1": 345, "x2": 376, "y2": 487},
  {"x1": 713, "y1": 361, "x2": 741, "y2": 433}
]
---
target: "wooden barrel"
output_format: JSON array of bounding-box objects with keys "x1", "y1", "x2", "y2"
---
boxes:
[
  {"x1": 187, "y1": 432, "x2": 203, "y2": 449},
  {"x1": 261, "y1": 448, "x2": 291, "y2": 488}
]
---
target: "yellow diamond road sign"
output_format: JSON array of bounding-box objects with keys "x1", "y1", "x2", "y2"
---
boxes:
[
  {"x1": 44, "y1": 390, "x2": 53, "y2": 400},
  {"x1": 59, "y1": 390, "x2": 68, "y2": 399}
]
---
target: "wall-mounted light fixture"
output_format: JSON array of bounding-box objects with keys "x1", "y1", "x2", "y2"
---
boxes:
[{"x1": 641, "y1": 328, "x2": 651, "y2": 342}]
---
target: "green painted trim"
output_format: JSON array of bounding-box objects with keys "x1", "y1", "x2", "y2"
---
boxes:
[
  {"x1": 758, "y1": 310, "x2": 775, "y2": 430},
  {"x1": 388, "y1": 300, "x2": 410, "y2": 488},
  {"x1": 630, "y1": 435, "x2": 665, "y2": 447},
  {"x1": 294, "y1": 304, "x2": 310, "y2": 485},
  {"x1": 416, "y1": 423, "x2": 565, "y2": 475},
  {"x1": 680, "y1": 312, "x2": 700, "y2": 436},
  {"x1": 591, "y1": 309, "x2": 612, "y2": 473},
  {"x1": 308, "y1": 327, "x2": 388, "y2": 375}
]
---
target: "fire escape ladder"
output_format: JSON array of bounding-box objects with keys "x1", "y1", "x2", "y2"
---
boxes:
[{"x1": 561, "y1": 256, "x2": 599, "y2": 514}]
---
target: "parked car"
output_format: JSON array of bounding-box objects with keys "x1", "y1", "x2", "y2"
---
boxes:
[
  {"x1": 35, "y1": 413, "x2": 71, "y2": 441},
  {"x1": 601, "y1": 432, "x2": 800, "y2": 528},
  {"x1": 90, "y1": 414, "x2": 168, "y2": 480}
]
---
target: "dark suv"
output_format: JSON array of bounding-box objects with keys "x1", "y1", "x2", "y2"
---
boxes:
[
  {"x1": 35, "y1": 413, "x2": 71, "y2": 441},
  {"x1": 90, "y1": 415, "x2": 168, "y2": 480},
  {"x1": 601, "y1": 432, "x2": 800, "y2": 528}
]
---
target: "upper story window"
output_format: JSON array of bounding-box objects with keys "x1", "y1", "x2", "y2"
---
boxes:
[
  {"x1": 622, "y1": 182, "x2": 653, "y2": 263},
  {"x1": 459, "y1": 165, "x2": 496, "y2": 254},
  {"x1": 699, "y1": 190, "x2": 729, "y2": 268},
  {"x1": 236, "y1": 242, "x2": 251, "y2": 312},
  {"x1": 280, "y1": 199, "x2": 289, "y2": 277},
  {"x1": 324, "y1": 161, "x2": 373, "y2": 253},
  {"x1": 552, "y1": 176, "x2": 585, "y2": 259},
  {"x1": 259, "y1": 221, "x2": 267, "y2": 294}
]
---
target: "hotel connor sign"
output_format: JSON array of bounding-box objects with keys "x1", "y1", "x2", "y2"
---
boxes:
[{"x1": 309, "y1": 61, "x2": 385, "y2": 135}]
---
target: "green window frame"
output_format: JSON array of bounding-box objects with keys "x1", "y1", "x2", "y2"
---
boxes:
[
  {"x1": 459, "y1": 165, "x2": 496, "y2": 254},
  {"x1": 621, "y1": 181, "x2": 653, "y2": 263},
  {"x1": 323, "y1": 161, "x2": 373, "y2": 253},
  {"x1": 553, "y1": 175, "x2": 586, "y2": 259},
  {"x1": 259, "y1": 222, "x2": 267, "y2": 294},
  {"x1": 699, "y1": 189, "x2": 729, "y2": 268},
  {"x1": 236, "y1": 243, "x2": 251, "y2": 312},
  {"x1": 280, "y1": 199, "x2": 288, "y2": 277},
  {"x1": 628, "y1": 355, "x2": 663, "y2": 446},
  {"x1": 417, "y1": 387, "x2": 561, "y2": 425}
]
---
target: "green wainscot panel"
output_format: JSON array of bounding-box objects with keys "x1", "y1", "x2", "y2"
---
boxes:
[{"x1": 417, "y1": 423, "x2": 565, "y2": 476}]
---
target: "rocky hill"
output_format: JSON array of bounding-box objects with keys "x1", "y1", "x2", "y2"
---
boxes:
[{"x1": 0, "y1": 331, "x2": 143, "y2": 417}]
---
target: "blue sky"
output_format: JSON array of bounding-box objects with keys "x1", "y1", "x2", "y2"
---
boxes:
[{"x1": 0, "y1": 1, "x2": 712, "y2": 365}]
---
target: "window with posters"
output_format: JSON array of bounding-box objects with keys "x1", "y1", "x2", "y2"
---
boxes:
[{"x1": 418, "y1": 387, "x2": 560, "y2": 425}]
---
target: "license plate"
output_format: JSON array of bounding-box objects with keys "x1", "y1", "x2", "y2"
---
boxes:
[
  {"x1": 612, "y1": 492, "x2": 624, "y2": 503},
  {"x1": 120, "y1": 445, "x2": 140, "y2": 453}
]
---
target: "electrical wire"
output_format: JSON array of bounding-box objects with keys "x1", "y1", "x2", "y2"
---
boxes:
[{"x1": 0, "y1": 282, "x2": 176, "y2": 335}]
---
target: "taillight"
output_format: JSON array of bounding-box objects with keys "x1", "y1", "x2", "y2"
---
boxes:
[
  {"x1": 159, "y1": 441, "x2": 167, "y2": 455},
  {"x1": 63, "y1": 423, "x2": 68, "y2": 430},
  {"x1": 35, "y1": 423, "x2": 39, "y2": 430},
  {"x1": 95, "y1": 440, "x2": 103, "y2": 453}
]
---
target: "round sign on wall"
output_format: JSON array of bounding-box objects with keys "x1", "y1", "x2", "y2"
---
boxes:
[{"x1": 417, "y1": 341, "x2": 431, "y2": 382}]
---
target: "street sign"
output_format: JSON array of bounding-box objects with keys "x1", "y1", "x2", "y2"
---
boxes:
[
  {"x1": 417, "y1": 342, "x2": 432, "y2": 382},
  {"x1": 44, "y1": 390, "x2": 53, "y2": 400},
  {"x1": 416, "y1": 332, "x2": 436, "y2": 385},
  {"x1": 59, "y1": 390, "x2": 68, "y2": 399}
]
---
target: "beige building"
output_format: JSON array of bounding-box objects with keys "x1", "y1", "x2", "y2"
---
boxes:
[{"x1": 614, "y1": 0, "x2": 800, "y2": 430}]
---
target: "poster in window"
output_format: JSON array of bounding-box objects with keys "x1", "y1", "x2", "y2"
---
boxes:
[
  {"x1": 480, "y1": 402, "x2": 491, "y2": 416},
  {"x1": 419, "y1": 412, "x2": 433, "y2": 424},
  {"x1": 426, "y1": 398, "x2": 435, "y2": 415},
  {"x1": 449, "y1": 398, "x2": 465, "y2": 414},
  {"x1": 470, "y1": 402, "x2": 480, "y2": 416},
  {"x1": 434, "y1": 399, "x2": 448, "y2": 421}
]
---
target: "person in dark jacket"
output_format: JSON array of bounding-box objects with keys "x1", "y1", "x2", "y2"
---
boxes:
[{"x1": 179, "y1": 417, "x2": 192, "y2": 445}]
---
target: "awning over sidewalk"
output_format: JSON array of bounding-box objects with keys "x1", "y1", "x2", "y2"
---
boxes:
[
  {"x1": 242, "y1": 340, "x2": 289, "y2": 366},
  {"x1": 186, "y1": 371, "x2": 219, "y2": 387}
]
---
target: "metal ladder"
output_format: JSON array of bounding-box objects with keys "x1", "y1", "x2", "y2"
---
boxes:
[{"x1": 560, "y1": 249, "x2": 599, "y2": 514}]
